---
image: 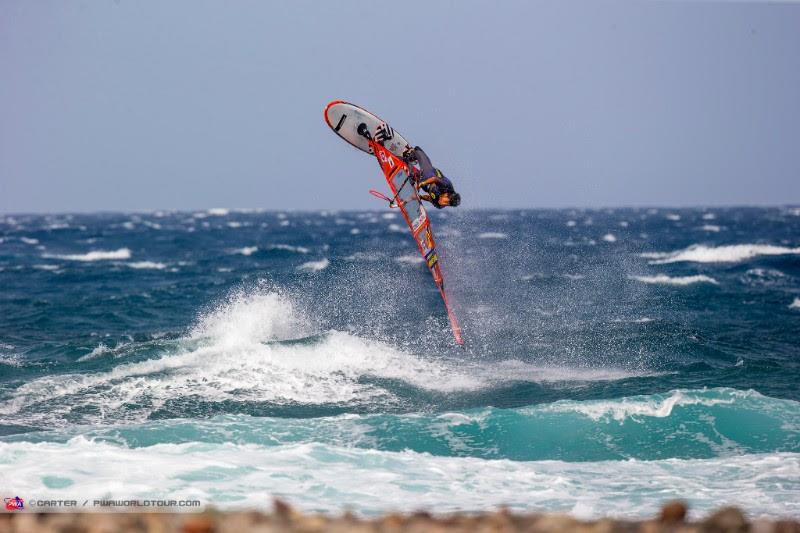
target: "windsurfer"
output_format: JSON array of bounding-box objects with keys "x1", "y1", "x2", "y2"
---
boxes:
[{"x1": 404, "y1": 147, "x2": 461, "y2": 209}]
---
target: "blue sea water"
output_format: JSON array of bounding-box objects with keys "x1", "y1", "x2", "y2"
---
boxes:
[{"x1": 1, "y1": 207, "x2": 799, "y2": 518}]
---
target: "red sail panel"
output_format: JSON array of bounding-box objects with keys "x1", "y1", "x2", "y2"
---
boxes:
[{"x1": 369, "y1": 140, "x2": 464, "y2": 346}]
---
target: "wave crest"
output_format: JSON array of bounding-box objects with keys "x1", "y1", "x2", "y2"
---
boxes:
[
  {"x1": 44, "y1": 248, "x2": 132, "y2": 262},
  {"x1": 631, "y1": 274, "x2": 718, "y2": 286},
  {"x1": 642, "y1": 244, "x2": 800, "y2": 264}
]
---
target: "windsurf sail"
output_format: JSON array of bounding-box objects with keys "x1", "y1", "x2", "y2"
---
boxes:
[{"x1": 367, "y1": 137, "x2": 464, "y2": 346}]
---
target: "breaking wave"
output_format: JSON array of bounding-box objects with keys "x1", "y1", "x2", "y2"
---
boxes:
[
  {"x1": 44, "y1": 248, "x2": 132, "y2": 262},
  {"x1": 297, "y1": 258, "x2": 329, "y2": 272},
  {"x1": 1, "y1": 437, "x2": 796, "y2": 518},
  {"x1": 0, "y1": 289, "x2": 477, "y2": 427},
  {"x1": 642, "y1": 244, "x2": 800, "y2": 264},
  {"x1": 2, "y1": 387, "x2": 798, "y2": 517},
  {"x1": 0, "y1": 288, "x2": 652, "y2": 429},
  {"x1": 127, "y1": 261, "x2": 167, "y2": 270},
  {"x1": 268, "y1": 244, "x2": 310, "y2": 254},
  {"x1": 631, "y1": 274, "x2": 718, "y2": 286},
  {"x1": 233, "y1": 246, "x2": 258, "y2": 256}
]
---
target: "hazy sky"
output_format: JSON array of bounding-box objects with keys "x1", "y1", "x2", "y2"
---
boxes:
[{"x1": 2, "y1": 1, "x2": 799, "y2": 213}]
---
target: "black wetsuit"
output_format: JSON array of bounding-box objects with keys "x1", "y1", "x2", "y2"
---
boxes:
[{"x1": 412, "y1": 147, "x2": 455, "y2": 208}]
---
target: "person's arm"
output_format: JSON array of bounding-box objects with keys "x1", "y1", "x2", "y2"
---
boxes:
[{"x1": 418, "y1": 176, "x2": 441, "y2": 188}]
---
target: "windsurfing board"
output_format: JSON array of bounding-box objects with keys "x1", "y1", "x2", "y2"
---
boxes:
[{"x1": 324, "y1": 100, "x2": 412, "y2": 158}]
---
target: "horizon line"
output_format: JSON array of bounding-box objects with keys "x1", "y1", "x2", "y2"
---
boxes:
[{"x1": 2, "y1": 203, "x2": 800, "y2": 218}]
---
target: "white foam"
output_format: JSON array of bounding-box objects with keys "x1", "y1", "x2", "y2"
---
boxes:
[
  {"x1": 566, "y1": 220, "x2": 577, "y2": 227},
  {"x1": 79, "y1": 343, "x2": 113, "y2": 361},
  {"x1": 190, "y1": 289, "x2": 305, "y2": 346},
  {"x1": 269, "y1": 244, "x2": 310, "y2": 254},
  {"x1": 642, "y1": 244, "x2": 800, "y2": 264},
  {"x1": 234, "y1": 246, "x2": 258, "y2": 256},
  {"x1": 381, "y1": 212, "x2": 397, "y2": 220},
  {"x1": 207, "y1": 208, "x2": 229, "y2": 216},
  {"x1": 700, "y1": 224, "x2": 721, "y2": 232},
  {"x1": 789, "y1": 298, "x2": 800, "y2": 310},
  {"x1": 33, "y1": 264, "x2": 60, "y2": 271},
  {"x1": 44, "y1": 248, "x2": 132, "y2": 262},
  {"x1": 0, "y1": 352, "x2": 23, "y2": 367},
  {"x1": 478, "y1": 232, "x2": 508, "y2": 239},
  {"x1": 297, "y1": 258, "x2": 329, "y2": 272},
  {"x1": 602, "y1": 233, "x2": 617, "y2": 243},
  {"x1": 77, "y1": 341, "x2": 132, "y2": 362},
  {"x1": 127, "y1": 261, "x2": 167, "y2": 270},
  {"x1": 388, "y1": 223, "x2": 403, "y2": 232},
  {"x1": 631, "y1": 274, "x2": 718, "y2": 286},
  {"x1": 542, "y1": 388, "x2": 753, "y2": 422},
  {"x1": 395, "y1": 255, "x2": 424, "y2": 265},
  {"x1": 350, "y1": 228, "x2": 361, "y2": 235},
  {"x1": 0, "y1": 439, "x2": 795, "y2": 519},
  {"x1": 665, "y1": 213, "x2": 681, "y2": 221},
  {"x1": 746, "y1": 268, "x2": 785, "y2": 278},
  {"x1": 20, "y1": 237, "x2": 39, "y2": 245},
  {"x1": 702, "y1": 213, "x2": 716, "y2": 220}
]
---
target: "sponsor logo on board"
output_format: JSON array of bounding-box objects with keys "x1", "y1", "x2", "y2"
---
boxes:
[
  {"x1": 4, "y1": 497, "x2": 24, "y2": 511},
  {"x1": 374, "y1": 122, "x2": 394, "y2": 143}
]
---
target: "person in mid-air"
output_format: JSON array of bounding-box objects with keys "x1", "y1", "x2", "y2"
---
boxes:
[{"x1": 404, "y1": 146, "x2": 461, "y2": 209}]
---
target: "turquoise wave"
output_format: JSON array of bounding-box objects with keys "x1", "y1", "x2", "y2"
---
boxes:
[
  {"x1": 1, "y1": 439, "x2": 797, "y2": 518},
  {"x1": 7, "y1": 387, "x2": 798, "y2": 462}
]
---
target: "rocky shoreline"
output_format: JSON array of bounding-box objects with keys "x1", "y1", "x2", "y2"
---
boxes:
[{"x1": 1, "y1": 501, "x2": 798, "y2": 532}]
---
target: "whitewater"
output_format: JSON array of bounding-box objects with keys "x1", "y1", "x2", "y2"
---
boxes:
[{"x1": 1, "y1": 207, "x2": 799, "y2": 518}]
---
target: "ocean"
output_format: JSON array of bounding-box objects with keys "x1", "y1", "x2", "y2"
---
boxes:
[{"x1": 1, "y1": 207, "x2": 798, "y2": 518}]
